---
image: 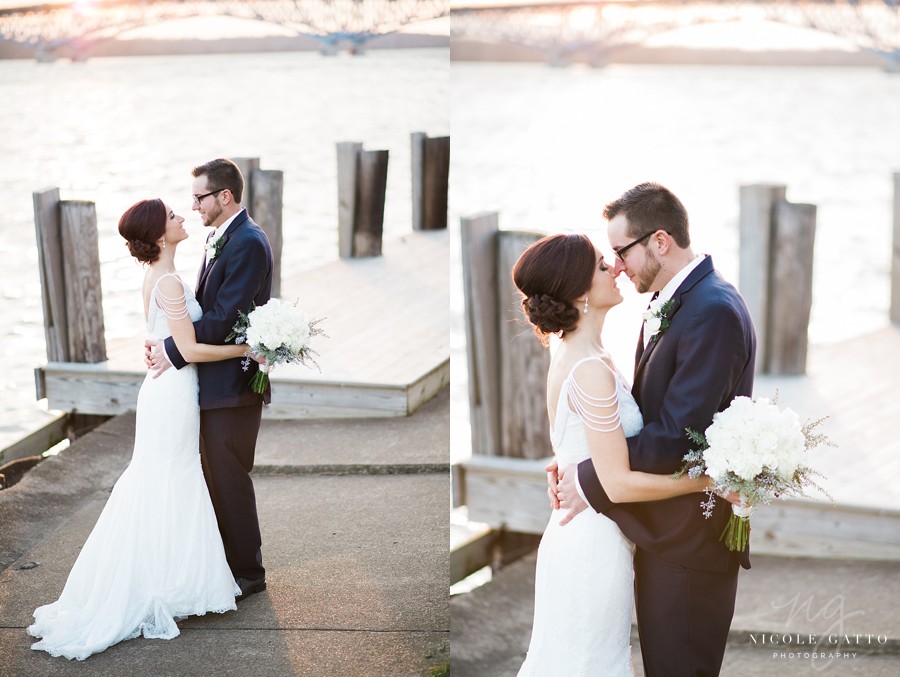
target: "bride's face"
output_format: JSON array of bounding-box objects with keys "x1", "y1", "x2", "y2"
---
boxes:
[
  {"x1": 584, "y1": 246, "x2": 623, "y2": 311},
  {"x1": 161, "y1": 203, "x2": 188, "y2": 247}
]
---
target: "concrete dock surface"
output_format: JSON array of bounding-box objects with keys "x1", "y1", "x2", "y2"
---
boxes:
[{"x1": 0, "y1": 389, "x2": 449, "y2": 676}]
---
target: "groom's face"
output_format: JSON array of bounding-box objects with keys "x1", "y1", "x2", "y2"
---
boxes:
[
  {"x1": 608, "y1": 214, "x2": 661, "y2": 295},
  {"x1": 192, "y1": 175, "x2": 223, "y2": 229}
]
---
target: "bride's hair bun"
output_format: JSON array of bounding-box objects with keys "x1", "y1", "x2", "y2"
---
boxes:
[
  {"x1": 523, "y1": 293, "x2": 580, "y2": 336},
  {"x1": 511, "y1": 233, "x2": 596, "y2": 345},
  {"x1": 125, "y1": 239, "x2": 161, "y2": 264},
  {"x1": 118, "y1": 198, "x2": 167, "y2": 264}
]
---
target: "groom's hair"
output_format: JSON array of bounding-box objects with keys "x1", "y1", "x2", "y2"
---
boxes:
[
  {"x1": 604, "y1": 182, "x2": 690, "y2": 248},
  {"x1": 193, "y1": 158, "x2": 244, "y2": 204}
]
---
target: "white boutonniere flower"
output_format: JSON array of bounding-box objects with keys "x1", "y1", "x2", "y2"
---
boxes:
[
  {"x1": 643, "y1": 298, "x2": 676, "y2": 342},
  {"x1": 205, "y1": 236, "x2": 225, "y2": 264}
]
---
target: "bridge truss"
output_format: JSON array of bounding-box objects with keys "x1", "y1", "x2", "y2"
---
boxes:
[
  {"x1": 0, "y1": 0, "x2": 449, "y2": 59},
  {"x1": 450, "y1": 0, "x2": 899, "y2": 69}
]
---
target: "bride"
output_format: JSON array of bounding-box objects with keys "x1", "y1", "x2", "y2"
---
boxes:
[
  {"x1": 510, "y1": 233, "x2": 711, "y2": 676},
  {"x1": 28, "y1": 198, "x2": 259, "y2": 660}
]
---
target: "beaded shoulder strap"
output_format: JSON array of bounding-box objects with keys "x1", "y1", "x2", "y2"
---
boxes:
[
  {"x1": 566, "y1": 357, "x2": 621, "y2": 433},
  {"x1": 152, "y1": 273, "x2": 189, "y2": 321}
]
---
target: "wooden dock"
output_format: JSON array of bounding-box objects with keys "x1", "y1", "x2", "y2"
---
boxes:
[
  {"x1": 35, "y1": 230, "x2": 449, "y2": 420},
  {"x1": 454, "y1": 324, "x2": 900, "y2": 570}
]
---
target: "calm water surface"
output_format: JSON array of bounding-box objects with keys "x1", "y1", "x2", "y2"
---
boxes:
[
  {"x1": 450, "y1": 61, "x2": 900, "y2": 461},
  {"x1": 0, "y1": 48, "x2": 449, "y2": 449}
]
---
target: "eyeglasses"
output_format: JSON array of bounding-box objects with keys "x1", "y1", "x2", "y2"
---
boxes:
[
  {"x1": 614, "y1": 230, "x2": 661, "y2": 262},
  {"x1": 192, "y1": 188, "x2": 223, "y2": 206}
]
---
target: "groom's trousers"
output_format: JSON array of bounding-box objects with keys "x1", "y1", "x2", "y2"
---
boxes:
[
  {"x1": 634, "y1": 548, "x2": 739, "y2": 677},
  {"x1": 200, "y1": 403, "x2": 265, "y2": 581}
]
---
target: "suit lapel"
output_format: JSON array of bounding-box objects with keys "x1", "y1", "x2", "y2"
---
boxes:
[
  {"x1": 632, "y1": 257, "x2": 715, "y2": 384},
  {"x1": 196, "y1": 210, "x2": 250, "y2": 297}
]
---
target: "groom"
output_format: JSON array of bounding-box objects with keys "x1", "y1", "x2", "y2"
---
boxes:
[
  {"x1": 553, "y1": 183, "x2": 756, "y2": 676},
  {"x1": 147, "y1": 158, "x2": 274, "y2": 602}
]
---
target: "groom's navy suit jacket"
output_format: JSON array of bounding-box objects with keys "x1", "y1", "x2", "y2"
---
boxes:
[
  {"x1": 578, "y1": 256, "x2": 756, "y2": 572},
  {"x1": 164, "y1": 209, "x2": 274, "y2": 410}
]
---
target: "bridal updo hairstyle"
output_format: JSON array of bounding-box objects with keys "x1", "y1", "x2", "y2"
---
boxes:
[
  {"x1": 118, "y1": 198, "x2": 167, "y2": 264},
  {"x1": 512, "y1": 233, "x2": 596, "y2": 346}
]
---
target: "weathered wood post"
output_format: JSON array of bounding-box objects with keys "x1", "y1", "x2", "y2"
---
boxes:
[
  {"x1": 458, "y1": 213, "x2": 552, "y2": 534},
  {"x1": 739, "y1": 184, "x2": 817, "y2": 375},
  {"x1": 33, "y1": 189, "x2": 106, "y2": 364},
  {"x1": 497, "y1": 231, "x2": 553, "y2": 459},
  {"x1": 891, "y1": 172, "x2": 900, "y2": 325},
  {"x1": 460, "y1": 212, "x2": 501, "y2": 457},
  {"x1": 336, "y1": 142, "x2": 388, "y2": 258},
  {"x1": 411, "y1": 132, "x2": 450, "y2": 231},
  {"x1": 232, "y1": 157, "x2": 282, "y2": 298},
  {"x1": 767, "y1": 202, "x2": 817, "y2": 375},
  {"x1": 739, "y1": 184, "x2": 786, "y2": 362}
]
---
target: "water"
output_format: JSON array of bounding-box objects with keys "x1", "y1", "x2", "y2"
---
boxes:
[
  {"x1": 0, "y1": 48, "x2": 449, "y2": 450},
  {"x1": 450, "y1": 61, "x2": 900, "y2": 462}
]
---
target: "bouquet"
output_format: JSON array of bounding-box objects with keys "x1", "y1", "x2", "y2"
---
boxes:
[
  {"x1": 226, "y1": 298, "x2": 325, "y2": 394},
  {"x1": 673, "y1": 395, "x2": 833, "y2": 552}
]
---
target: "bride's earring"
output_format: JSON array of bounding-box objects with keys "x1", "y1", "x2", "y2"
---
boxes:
[
  {"x1": 583, "y1": 296, "x2": 589, "y2": 314},
  {"x1": 160, "y1": 239, "x2": 166, "y2": 249}
]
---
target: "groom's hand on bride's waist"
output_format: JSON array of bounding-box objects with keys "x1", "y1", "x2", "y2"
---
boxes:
[
  {"x1": 144, "y1": 339, "x2": 172, "y2": 378},
  {"x1": 545, "y1": 459, "x2": 561, "y2": 510},
  {"x1": 557, "y1": 465, "x2": 588, "y2": 526}
]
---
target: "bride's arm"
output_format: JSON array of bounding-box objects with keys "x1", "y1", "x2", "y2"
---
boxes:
[
  {"x1": 155, "y1": 276, "x2": 252, "y2": 364},
  {"x1": 572, "y1": 360, "x2": 710, "y2": 503}
]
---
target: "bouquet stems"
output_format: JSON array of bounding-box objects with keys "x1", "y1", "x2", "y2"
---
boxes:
[
  {"x1": 249, "y1": 364, "x2": 270, "y2": 394},
  {"x1": 719, "y1": 504, "x2": 752, "y2": 552}
]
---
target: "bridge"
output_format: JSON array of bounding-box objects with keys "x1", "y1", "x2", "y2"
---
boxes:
[
  {"x1": 0, "y1": 0, "x2": 449, "y2": 60},
  {"x1": 450, "y1": 0, "x2": 900, "y2": 69}
]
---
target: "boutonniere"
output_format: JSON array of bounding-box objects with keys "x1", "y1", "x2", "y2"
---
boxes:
[
  {"x1": 643, "y1": 298, "x2": 676, "y2": 342},
  {"x1": 205, "y1": 236, "x2": 225, "y2": 264}
]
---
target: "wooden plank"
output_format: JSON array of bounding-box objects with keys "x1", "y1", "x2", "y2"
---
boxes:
[
  {"x1": 231, "y1": 157, "x2": 260, "y2": 219},
  {"x1": 462, "y1": 454, "x2": 551, "y2": 534},
  {"x1": 336, "y1": 141, "x2": 362, "y2": 258},
  {"x1": 354, "y1": 149, "x2": 388, "y2": 257},
  {"x1": 251, "y1": 169, "x2": 284, "y2": 298},
  {"x1": 450, "y1": 525, "x2": 495, "y2": 584},
  {"x1": 0, "y1": 413, "x2": 68, "y2": 464},
  {"x1": 497, "y1": 231, "x2": 550, "y2": 459},
  {"x1": 460, "y1": 213, "x2": 501, "y2": 456},
  {"x1": 60, "y1": 200, "x2": 106, "y2": 363},
  {"x1": 891, "y1": 172, "x2": 900, "y2": 324},
  {"x1": 738, "y1": 184, "x2": 786, "y2": 371},
  {"x1": 422, "y1": 135, "x2": 449, "y2": 231},
  {"x1": 767, "y1": 201, "x2": 816, "y2": 375},
  {"x1": 411, "y1": 131, "x2": 425, "y2": 231},
  {"x1": 32, "y1": 187, "x2": 68, "y2": 362}
]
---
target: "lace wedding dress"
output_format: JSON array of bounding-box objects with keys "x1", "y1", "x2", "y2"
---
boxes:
[
  {"x1": 28, "y1": 275, "x2": 239, "y2": 660},
  {"x1": 518, "y1": 356, "x2": 644, "y2": 677}
]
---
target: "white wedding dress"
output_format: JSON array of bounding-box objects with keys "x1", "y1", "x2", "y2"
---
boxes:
[
  {"x1": 28, "y1": 275, "x2": 239, "y2": 660},
  {"x1": 518, "y1": 356, "x2": 644, "y2": 677}
]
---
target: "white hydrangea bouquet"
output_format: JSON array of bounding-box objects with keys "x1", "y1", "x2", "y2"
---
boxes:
[
  {"x1": 226, "y1": 298, "x2": 325, "y2": 394},
  {"x1": 673, "y1": 395, "x2": 833, "y2": 552}
]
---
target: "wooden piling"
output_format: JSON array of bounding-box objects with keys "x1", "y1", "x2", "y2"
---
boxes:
[
  {"x1": 766, "y1": 202, "x2": 817, "y2": 375},
  {"x1": 460, "y1": 212, "x2": 501, "y2": 456},
  {"x1": 337, "y1": 143, "x2": 389, "y2": 258},
  {"x1": 354, "y1": 149, "x2": 388, "y2": 257},
  {"x1": 34, "y1": 190, "x2": 106, "y2": 364},
  {"x1": 59, "y1": 201, "x2": 107, "y2": 363},
  {"x1": 251, "y1": 170, "x2": 284, "y2": 298},
  {"x1": 738, "y1": 183, "x2": 786, "y2": 367},
  {"x1": 33, "y1": 188, "x2": 68, "y2": 362},
  {"x1": 231, "y1": 156, "x2": 260, "y2": 218},
  {"x1": 891, "y1": 172, "x2": 900, "y2": 325},
  {"x1": 412, "y1": 132, "x2": 450, "y2": 231},
  {"x1": 497, "y1": 231, "x2": 551, "y2": 459}
]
